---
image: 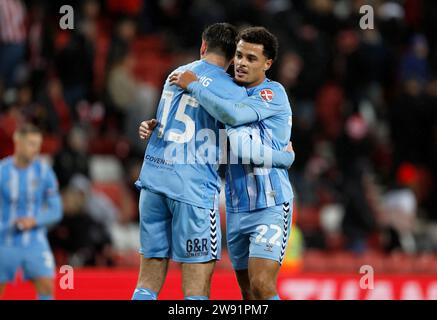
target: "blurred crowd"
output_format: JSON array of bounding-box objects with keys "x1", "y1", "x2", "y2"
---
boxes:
[{"x1": 0, "y1": 0, "x2": 436, "y2": 269}]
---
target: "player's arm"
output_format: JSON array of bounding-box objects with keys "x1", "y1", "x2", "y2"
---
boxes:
[
  {"x1": 169, "y1": 71, "x2": 257, "y2": 126},
  {"x1": 169, "y1": 71, "x2": 284, "y2": 126},
  {"x1": 34, "y1": 167, "x2": 63, "y2": 227},
  {"x1": 227, "y1": 126, "x2": 294, "y2": 168}
]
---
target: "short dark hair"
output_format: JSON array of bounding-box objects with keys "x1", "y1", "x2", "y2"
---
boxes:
[
  {"x1": 15, "y1": 123, "x2": 42, "y2": 136},
  {"x1": 202, "y1": 23, "x2": 238, "y2": 61},
  {"x1": 236, "y1": 27, "x2": 279, "y2": 61}
]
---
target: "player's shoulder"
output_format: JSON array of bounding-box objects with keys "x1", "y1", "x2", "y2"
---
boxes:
[
  {"x1": 163, "y1": 61, "x2": 201, "y2": 88},
  {"x1": 214, "y1": 75, "x2": 246, "y2": 98},
  {"x1": 252, "y1": 79, "x2": 289, "y2": 105},
  {"x1": 260, "y1": 79, "x2": 288, "y2": 98},
  {"x1": 267, "y1": 79, "x2": 287, "y2": 92},
  {"x1": 187, "y1": 60, "x2": 230, "y2": 83},
  {"x1": 175, "y1": 60, "x2": 202, "y2": 72},
  {"x1": 171, "y1": 60, "x2": 232, "y2": 82},
  {"x1": 196, "y1": 64, "x2": 246, "y2": 97},
  {"x1": 178, "y1": 59, "x2": 221, "y2": 75},
  {"x1": 34, "y1": 158, "x2": 54, "y2": 175},
  {"x1": 167, "y1": 60, "x2": 203, "y2": 80},
  {"x1": 0, "y1": 156, "x2": 12, "y2": 169},
  {"x1": 210, "y1": 70, "x2": 236, "y2": 86}
]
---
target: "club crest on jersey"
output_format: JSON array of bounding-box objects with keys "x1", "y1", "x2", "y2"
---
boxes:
[{"x1": 260, "y1": 89, "x2": 274, "y2": 102}]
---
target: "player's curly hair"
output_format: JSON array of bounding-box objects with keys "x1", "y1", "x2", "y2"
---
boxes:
[
  {"x1": 237, "y1": 27, "x2": 279, "y2": 61},
  {"x1": 202, "y1": 23, "x2": 238, "y2": 61}
]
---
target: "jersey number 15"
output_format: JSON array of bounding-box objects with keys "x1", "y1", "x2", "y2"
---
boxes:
[{"x1": 158, "y1": 90, "x2": 199, "y2": 144}]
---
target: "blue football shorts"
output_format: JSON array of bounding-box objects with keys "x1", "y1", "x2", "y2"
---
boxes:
[
  {"x1": 226, "y1": 201, "x2": 292, "y2": 270},
  {"x1": 138, "y1": 188, "x2": 221, "y2": 263},
  {"x1": 0, "y1": 243, "x2": 55, "y2": 283}
]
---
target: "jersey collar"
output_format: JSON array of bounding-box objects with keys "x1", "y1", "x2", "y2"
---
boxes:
[{"x1": 245, "y1": 78, "x2": 270, "y2": 96}]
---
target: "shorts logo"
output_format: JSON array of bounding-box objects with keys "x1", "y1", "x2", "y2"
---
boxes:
[
  {"x1": 185, "y1": 238, "x2": 208, "y2": 257},
  {"x1": 210, "y1": 209, "x2": 218, "y2": 259},
  {"x1": 265, "y1": 243, "x2": 274, "y2": 252},
  {"x1": 260, "y1": 89, "x2": 274, "y2": 102},
  {"x1": 279, "y1": 202, "x2": 291, "y2": 265}
]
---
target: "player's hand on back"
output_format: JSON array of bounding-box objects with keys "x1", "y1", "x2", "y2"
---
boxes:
[
  {"x1": 139, "y1": 119, "x2": 158, "y2": 140},
  {"x1": 169, "y1": 71, "x2": 198, "y2": 90},
  {"x1": 286, "y1": 141, "x2": 294, "y2": 153}
]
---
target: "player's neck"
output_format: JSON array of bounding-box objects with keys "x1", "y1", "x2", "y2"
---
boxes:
[
  {"x1": 13, "y1": 155, "x2": 32, "y2": 168},
  {"x1": 202, "y1": 53, "x2": 227, "y2": 69},
  {"x1": 246, "y1": 75, "x2": 266, "y2": 88}
]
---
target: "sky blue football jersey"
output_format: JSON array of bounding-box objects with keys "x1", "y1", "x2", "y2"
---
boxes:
[
  {"x1": 225, "y1": 79, "x2": 294, "y2": 212},
  {"x1": 186, "y1": 77, "x2": 294, "y2": 213},
  {"x1": 137, "y1": 60, "x2": 247, "y2": 209},
  {"x1": 0, "y1": 156, "x2": 62, "y2": 247}
]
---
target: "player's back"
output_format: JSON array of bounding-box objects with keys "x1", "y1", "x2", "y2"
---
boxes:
[
  {"x1": 138, "y1": 60, "x2": 246, "y2": 210},
  {"x1": 226, "y1": 79, "x2": 294, "y2": 213},
  {"x1": 0, "y1": 156, "x2": 53, "y2": 247}
]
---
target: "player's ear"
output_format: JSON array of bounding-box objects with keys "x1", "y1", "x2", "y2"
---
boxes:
[
  {"x1": 263, "y1": 59, "x2": 273, "y2": 72},
  {"x1": 200, "y1": 40, "x2": 207, "y2": 57},
  {"x1": 13, "y1": 131, "x2": 20, "y2": 143}
]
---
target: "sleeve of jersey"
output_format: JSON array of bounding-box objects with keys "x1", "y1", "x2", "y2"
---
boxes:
[
  {"x1": 226, "y1": 126, "x2": 294, "y2": 169},
  {"x1": 187, "y1": 82, "x2": 259, "y2": 126},
  {"x1": 0, "y1": 164, "x2": 8, "y2": 233},
  {"x1": 246, "y1": 86, "x2": 288, "y2": 121},
  {"x1": 35, "y1": 168, "x2": 63, "y2": 227}
]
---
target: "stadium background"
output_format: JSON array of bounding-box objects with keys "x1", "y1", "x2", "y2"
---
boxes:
[{"x1": 0, "y1": 0, "x2": 436, "y2": 299}]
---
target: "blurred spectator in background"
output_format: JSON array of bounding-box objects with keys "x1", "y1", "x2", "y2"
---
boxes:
[
  {"x1": 336, "y1": 114, "x2": 378, "y2": 254},
  {"x1": 422, "y1": 77, "x2": 437, "y2": 220},
  {"x1": 49, "y1": 177, "x2": 113, "y2": 267},
  {"x1": 15, "y1": 84, "x2": 39, "y2": 125},
  {"x1": 316, "y1": 83, "x2": 345, "y2": 141},
  {"x1": 340, "y1": 166, "x2": 378, "y2": 254},
  {"x1": 0, "y1": 0, "x2": 27, "y2": 88},
  {"x1": 103, "y1": 15, "x2": 138, "y2": 132},
  {"x1": 53, "y1": 125, "x2": 90, "y2": 188},
  {"x1": 106, "y1": 16, "x2": 137, "y2": 69},
  {"x1": 381, "y1": 163, "x2": 418, "y2": 254},
  {"x1": 27, "y1": 2, "x2": 54, "y2": 96},
  {"x1": 389, "y1": 77, "x2": 428, "y2": 168},
  {"x1": 54, "y1": 27, "x2": 95, "y2": 115},
  {"x1": 293, "y1": 23, "x2": 330, "y2": 101},
  {"x1": 71, "y1": 172, "x2": 138, "y2": 251},
  {"x1": 69, "y1": 174, "x2": 119, "y2": 230},
  {"x1": 36, "y1": 78, "x2": 72, "y2": 135},
  {"x1": 0, "y1": 91, "x2": 26, "y2": 158},
  {"x1": 400, "y1": 34, "x2": 430, "y2": 83},
  {"x1": 105, "y1": 43, "x2": 158, "y2": 153},
  {"x1": 54, "y1": 1, "x2": 101, "y2": 114}
]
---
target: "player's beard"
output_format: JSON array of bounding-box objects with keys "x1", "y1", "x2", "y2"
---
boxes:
[{"x1": 233, "y1": 78, "x2": 250, "y2": 86}]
